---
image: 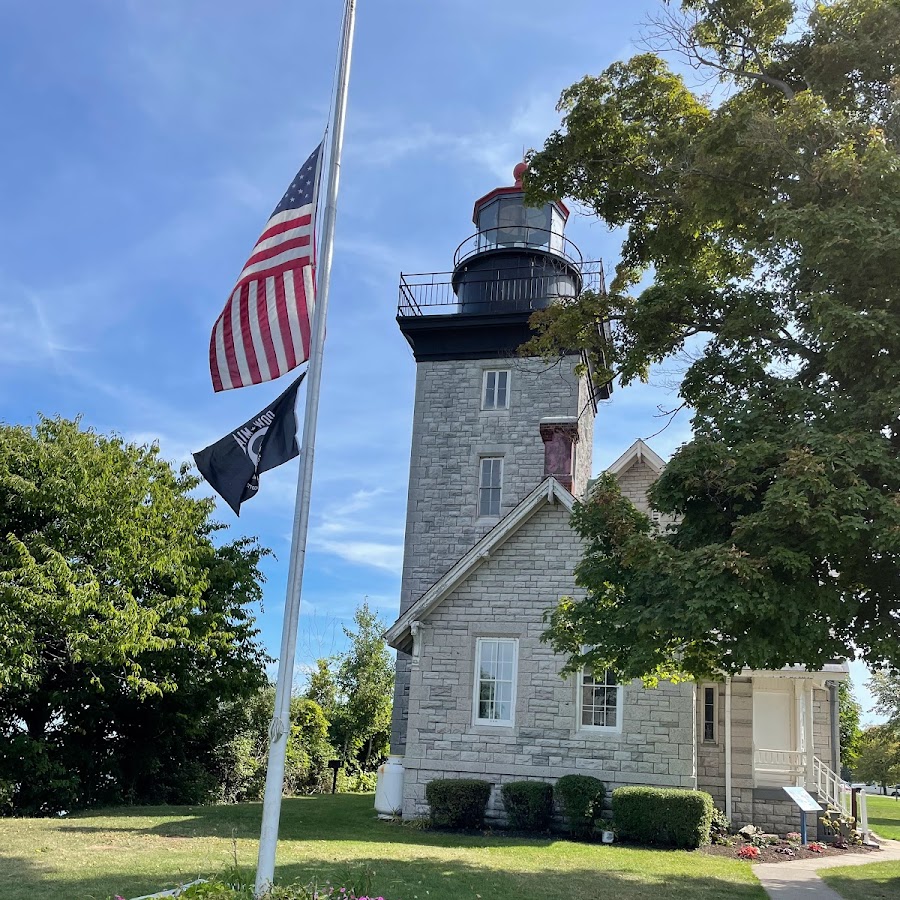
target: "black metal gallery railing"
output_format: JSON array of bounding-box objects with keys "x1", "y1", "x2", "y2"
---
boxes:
[{"x1": 398, "y1": 258, "x2": 605, "y2": 318}]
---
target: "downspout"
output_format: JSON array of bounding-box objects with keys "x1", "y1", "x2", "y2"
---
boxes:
[
  {"x1": 829, "y1": 681, "x2": 840, "y2": 776},
  {"x1": 725, "y1": 677, "x2": 733, "y2": 824}
]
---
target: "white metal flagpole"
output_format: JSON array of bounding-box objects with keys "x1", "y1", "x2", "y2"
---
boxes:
[{"x1": 254, "y1": 1, "x2": 357, "y2": 894}]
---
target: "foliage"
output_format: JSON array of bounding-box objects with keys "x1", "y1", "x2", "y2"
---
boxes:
[
  {"x1": 612, "y1": 786, "x2": 714, "y2": 849},
  {"x1": 854, "y1": 726, "x2": 900, "y2": 791},
  {"x1": 554, "y1": 774, "x2": 606, "y2": 837},
  {"x1": 0, "y1": 417, "x2": 268, "y2": 814},
  {"x1": 425, "y1": 778, "x2": 492, "y2": 829},
  {"x1": 500, "y1": 780, "x2": 554, "y2": 832},
  {"x1": 526, "y1": 0, "x2": 900, "y2": 681},
  {"x1": 820, "y1": 808, "x2": 861, "y2": 847},
  {"x1": 710, "y1": 807, "x2": 732, "y2": 845},
  {"x1": 304, "y1": 602, "x2": 394, "y2": 771},
  {"x1": 869, "y1": 671, "x2": 900, "y2": 730},
  {"x1": 840, "y1": 681, "x2": 863, "y2": 773},
  {"x1": 737, "y1": 845, "x2": 759, "y2": 860},
  {"x1": 214, "y1": 689, "x2": 334, "y2": 803}
]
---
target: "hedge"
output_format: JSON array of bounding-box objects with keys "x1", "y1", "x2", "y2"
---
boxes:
[
  {"x1": 612, "y1": 786, "x2": 714, "y2": 848},
  {"x1": 554, "y1": 774, "x2": 606, "y2": 837},
  {"x1": 426, "y1": 779, "x2": 492, "y2": 829},
  {"x1": 501, "y1": 781, "x2": 553, "y2": 832}
]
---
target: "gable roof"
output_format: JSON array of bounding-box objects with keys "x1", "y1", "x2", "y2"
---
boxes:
[
  {"x1": 385, "y1": 477, "x2": 575, "y2": 649},
  {"x1": 606, "y1": 438, "x2": 666, "y2": 477}
]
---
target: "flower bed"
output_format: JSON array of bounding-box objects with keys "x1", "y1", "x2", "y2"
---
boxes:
[{"x1": 702, "y1": 835, "x2": 881, "y2": 865}]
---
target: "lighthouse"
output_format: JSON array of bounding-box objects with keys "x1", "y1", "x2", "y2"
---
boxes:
[{"x1": 388, "y1": 165, "x2": 606, "y2": 758}]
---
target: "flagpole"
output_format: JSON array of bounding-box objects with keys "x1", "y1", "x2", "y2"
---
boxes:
[{"x1": 254, "y1": 0, "x2": 357, "y2": 894}]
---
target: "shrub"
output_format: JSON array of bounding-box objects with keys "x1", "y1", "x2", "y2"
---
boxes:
[
  {"x1": 501, "y1": 781, "x2": 553, "y2": 832},
  {"x1": 426, "y1": 778, "x2": 492, "y2": 829},
  {"x1": 554, "y1": 774, "x2": 606, "y2": 837},
  {"x1": 612, "y1": 786, "x2": 714, "y2": 849},
  {"x1": 738, "y1": 845, "x2": 759, "y2": 860}
]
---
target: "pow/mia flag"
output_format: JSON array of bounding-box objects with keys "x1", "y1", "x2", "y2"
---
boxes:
[{"x1": 193, "y1": 372, "x2": 305, "y2": 515}]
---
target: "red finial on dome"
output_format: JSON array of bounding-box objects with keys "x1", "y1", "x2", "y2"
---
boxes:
[{"x1": 513, "y1": 161, "x2": 528, "y2": 187}]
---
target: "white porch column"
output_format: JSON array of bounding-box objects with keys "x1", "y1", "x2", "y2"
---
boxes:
[{"x1": 805, "y1": 683, "x2": 815, "y2": 787}]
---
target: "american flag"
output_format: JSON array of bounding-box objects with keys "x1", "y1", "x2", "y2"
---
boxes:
[{"x1": 210, "y1": 143, "x2": 322, "y2": 392}]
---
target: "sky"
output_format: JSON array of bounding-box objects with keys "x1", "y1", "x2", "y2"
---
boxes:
[{"x1": 0, "y1": 0, "x2": 879, "y2": 722}]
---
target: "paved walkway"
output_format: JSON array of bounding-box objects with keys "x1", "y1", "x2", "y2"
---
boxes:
[{"x1": 754, "y1": 837, "x2": 900, "y2": 899}]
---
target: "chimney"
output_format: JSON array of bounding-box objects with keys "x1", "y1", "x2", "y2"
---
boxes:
[{"x1": 540, "y1": 417, "x2": 579, "y2": 492}]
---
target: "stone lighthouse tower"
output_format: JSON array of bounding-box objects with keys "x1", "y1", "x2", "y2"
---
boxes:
[{"x1": 389, "y1": 164, "x2": 606, "y2": 754}]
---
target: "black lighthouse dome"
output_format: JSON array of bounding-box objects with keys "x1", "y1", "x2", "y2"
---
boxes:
[{"x1": 451, "y1": 163, "x2": 583, "y2": 315}]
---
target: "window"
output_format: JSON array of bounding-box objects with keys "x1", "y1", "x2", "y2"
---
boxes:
[
  {"x1": 478, "y1": 457, "x2": 503, "y2": 517},
  {"x1": 474, "y1": 638, "x2": 517, "y2": 725},
  {"x1": 579, "y1": 667, "x2": 622, "y2": 731},
  {"x1": 482, "y1": 369, "x2": 509, "y2": 410},
  {"x1": 703, "y1": 685, "x2": 717, "y2": 743}
]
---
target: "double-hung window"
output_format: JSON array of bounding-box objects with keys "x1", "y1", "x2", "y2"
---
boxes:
[
  {"x1": 474, "y1": 638, "x2": 517, "y2": 725},
  {"x1": 579, "y1": 667, "x2": 623, "y2": 732},
  {"x1": 478, "y1": 457, "x2": 503, "y2": 517},
  {"x1": 482, "y1": 370, "x2": 509, "y2": 410},
  {"x1": 703, "y1": 685, "x2": 717, "y2": 743}
]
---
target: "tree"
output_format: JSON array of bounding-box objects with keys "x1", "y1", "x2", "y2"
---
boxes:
[
  {"x1": 0, "y1": 417, "x2": 269, "y2": 813},
  {"x1": 528, "y1": 0, "x2": 900, "y2": 682},
  {"x1": 215, "y1": 688, "x2": 333, "y2": 802},
  {"x1": 870, "y1": 671, "x2": 900, "y2": 730},
  {"x1": 854, "y1": 726, "x2": 900, "y2": 794},
  {"x1": 304, "y1": 601, "x2": 394, "y2": 770},
  {"x1": 839, "y1": 680, "x2": 863, "y2": 776}
]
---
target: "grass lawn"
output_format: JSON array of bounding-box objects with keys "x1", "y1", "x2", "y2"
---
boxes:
[
  {"x1": 869, "y1": 794, "x2": 900, "y2": 840},
  {"x1": 0, "y1": 794, "x2": 766, "y2": 900},
  {"x1": 821, "y1": 861, "x2": 900, "y2": 900}
]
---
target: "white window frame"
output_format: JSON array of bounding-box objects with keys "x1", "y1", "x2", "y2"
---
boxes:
[
  {"x1": 702, "y1": 684, "x2": 718, "y2": 744},
  {"x1": 473, "y1": 638, "x2": 518, "y2": 727},
  {"x1": 478, "y1": 456, "x2": 503, "y2": 518},
  {"x1": 481, "y1": 369, "x2": 510, "y2": 410},
  {"x1": 577, "y1": 667, "x2": 624, "y2": 734}
]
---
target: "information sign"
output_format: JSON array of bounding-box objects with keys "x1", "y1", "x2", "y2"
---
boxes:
[{"x1": 782, "y1": 785, "x2": 823, "y2": 813}]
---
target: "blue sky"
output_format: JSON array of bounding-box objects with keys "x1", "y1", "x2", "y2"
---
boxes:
[{"x1": 0, "y1": 1, "x2": 878, "y2": 721}]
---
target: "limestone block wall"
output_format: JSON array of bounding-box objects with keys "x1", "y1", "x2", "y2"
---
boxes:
[
  {"x1": 400, "y1": 501, "x2": 697, "y2": 818},
  {"x1": 391, "y1": 354, "x2": 594, "y2": 752},
  {"x1": 697, "y1": 679, "x2": 839, "y2": 833}
]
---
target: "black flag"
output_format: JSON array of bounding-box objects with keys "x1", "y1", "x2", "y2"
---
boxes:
[{"x1": 193, "y1": 372, "x2": 306, "y2": 515}]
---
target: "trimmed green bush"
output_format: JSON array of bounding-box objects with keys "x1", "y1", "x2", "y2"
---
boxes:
[
  {"x1": 426, "y1": 778, "x2": 492, "y2": 829},
  {"x1": 612, "y1": 786, "x2": 714, "y2": 849},
  {"x1": 554, "y1": 774, "x2": 606, "y2": 837},
  {"x1": 501, "y1": 780, "x2": 553, "y2": 832}
]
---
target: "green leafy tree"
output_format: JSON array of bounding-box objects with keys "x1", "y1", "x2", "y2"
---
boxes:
[
  {"x1": 0, "y1": 417, "x2": 268, "y2": 813},
  {"x1": 839, "y1": 680, "x2": 863, "y2": 775},
  {"x1": 870, "y1": 671, "x2": 900, "y2": 730},
  {"x1": 215, "y1": 688, "x2": 333, "y2": 802},
  {"x1": 305, "y1": 602, "x2": 394, "y2": 770},
  {"x1": 854, "y1": 726, "x2": 900, "y2": 794},
  {"x1": 528, "y1": 0, "x2": 900, "y2": 681}
]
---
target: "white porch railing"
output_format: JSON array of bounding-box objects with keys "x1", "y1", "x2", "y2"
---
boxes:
[
  {"x1": 815, "y1": 755, "x2": 843, "y2": 810},
  {"x1": 754, "y1": 748, "x2": 807, "y2": 785}
]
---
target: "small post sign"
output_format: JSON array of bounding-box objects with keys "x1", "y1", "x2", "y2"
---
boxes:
[{"x1": 782, "y1": 786, "x2": 822, "y2": 843}]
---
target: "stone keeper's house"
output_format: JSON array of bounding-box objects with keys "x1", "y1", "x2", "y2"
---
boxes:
[{"x1": 385, "y1": 167, "x2": 848, "y2": 833}]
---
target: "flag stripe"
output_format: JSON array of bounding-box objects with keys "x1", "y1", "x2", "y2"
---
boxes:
[
  {"x1": 242, "y1": 234, "x2": 312, "y2": 273},
  {"x1": 281, "y1": 272, "x2": 306, "y2": 370},
  {"x1": 209, "y1": 143, "x2": 321, "y2": 392},
  {"x1": 258, "y1": 213, "x2": 313, "y2": 243},
  {"x1": 303, "y1": 264, "x2": 316, "y2": 357},
  {"x1": 220, "y1": 290, "x2": 238, "y2": 388},
  {"x1": 231, "y1": 284, "x2": 253, "y2": 388},
  {"x1": 266, "y1": 275, "x2": 289, "y2": 376},
  {"x1": 238, "y1": 243, "x2": 312, "y2": 284},
  {"x1": 243, "y1": 281, "x2": 265, "y2": 384},
  {"x1": 253, "y1": 282, "x2": 278, "y2": 382}
]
